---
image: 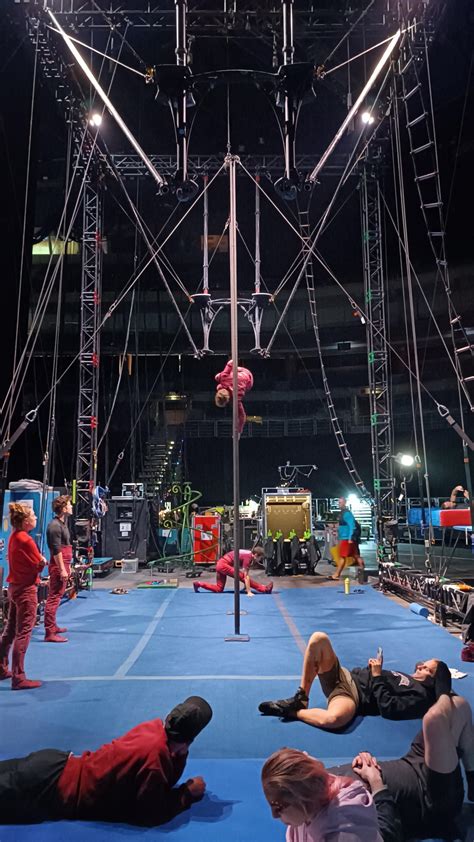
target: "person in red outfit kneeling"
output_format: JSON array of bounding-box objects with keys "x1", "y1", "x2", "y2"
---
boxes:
[
  {"x1": 44, "y1": 494, "x2": 73, "y2": 642},
  {"x1": 194, "y1": 547, "x2": 273, "y2": 596},
  {"x1": 215, "y1": 359, "x2": 254, "y2": 436},
  {"x1": 0, "y1": 696, "x2": 212, "y2": 826},
  {"x1": 0, "y1": 503, "x2": 46, "y2": 690}
]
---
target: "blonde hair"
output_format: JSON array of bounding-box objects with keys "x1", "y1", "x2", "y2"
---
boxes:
[
  {"x1": 215, "y1": 389, "x2": 230, "y2": 408},
  {"x1": 9, "y1": 503, "x2": 34, "y2": 530},
  {"x1": 262, "y1": 748, "x2": 331, "y2": 822},
  {"x1": 52, "y1": 495, "x2": 72, "y2": 516}
]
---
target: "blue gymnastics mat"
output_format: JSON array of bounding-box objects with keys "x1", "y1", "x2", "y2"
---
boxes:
[{"x1": 0, "y1": 585, "x2": 473, "y2": 840}]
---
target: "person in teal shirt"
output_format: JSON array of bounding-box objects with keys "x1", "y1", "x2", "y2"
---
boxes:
[{"x1": 332, "y1": 497, "x2": 365, "y2": 580}]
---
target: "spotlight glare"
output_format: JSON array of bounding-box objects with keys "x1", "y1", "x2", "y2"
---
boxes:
[
  {"x1": 89, "y1": 112, "x2": 102, "y2": 127},
  {"x1": 394, "y1": 452, "x2": 415, "y2": 468},
  {"x1": 361, "y1": 111, "x2": 375, "y2": 125}
]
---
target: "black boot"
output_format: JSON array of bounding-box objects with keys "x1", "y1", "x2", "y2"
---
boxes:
[{"x1": 259, "y1": 687, "x2": 309, "y2": 718}]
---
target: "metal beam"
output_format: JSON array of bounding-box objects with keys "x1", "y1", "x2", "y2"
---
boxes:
[
  {"x1": 75, "y1": 181, "x2": 103, "y2": 519},
  {"x1": 360, "y1": 152, "x2": 396, "y2": 557}
]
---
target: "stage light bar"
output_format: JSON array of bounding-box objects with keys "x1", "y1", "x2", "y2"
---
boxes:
[
  {"x1": 47, "y1": 7, "x2": 166, "y2": 190},
  {"x1": 308, "y1": 28, "x2": 401, "y2": 184}
]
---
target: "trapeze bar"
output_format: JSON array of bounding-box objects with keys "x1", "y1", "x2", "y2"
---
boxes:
[{"x1": 191, "y1": 291, "x2": 272, "y2": 356}]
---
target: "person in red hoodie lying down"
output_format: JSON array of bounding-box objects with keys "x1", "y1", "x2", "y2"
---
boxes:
[
  {"x1": 215, "y1": 359, "x2": 254, "y2": 436},
  {"x1": 0, "y1": 696, "x2": 212, "y2": 826}
]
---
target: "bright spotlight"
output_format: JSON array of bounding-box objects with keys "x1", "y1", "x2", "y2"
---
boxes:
[
  {"x1": 347, "y1": 493, "x2": 359, "y2": 506},
  {"x1": 361, "y1": 111, "x2": 375, "y2": 125},
  {"x1": 394, "y1": 452, "x2": 414, "y2": 468},
  {"x1": 89, "y1": 112, "x2": 102, "y2": 127}
]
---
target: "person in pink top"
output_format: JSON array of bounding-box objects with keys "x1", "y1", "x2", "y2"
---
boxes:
[
  {"x1": 214, "y1": 359, "x2": 254, "y2": 435},
  {"x1": 193, "y1": 547, "x2": 273, "y2": 595},
  {"x1": 262, "y1": 675, "x2": 470, "y2": 842}
]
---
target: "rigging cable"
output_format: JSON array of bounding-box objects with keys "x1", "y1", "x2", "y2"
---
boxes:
[
  {"x1": 29, "y1": 165, "x2": 226, "y2": 423},
  {"x1": 7, "y1": 23, "x2": 39, "y2": 439},
  {"x1": 392, "y1": 79, "x2": 434, "y2": 564}
]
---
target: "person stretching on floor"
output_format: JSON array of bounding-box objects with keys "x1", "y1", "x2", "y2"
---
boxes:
[
  {"x1": 215, "y1": 359, "x2": 253, "y2": 436},
  {"x1": 332, "y1": 496, "x2": 365, "y2": 580},
  {"x1": 259, "y1": 630, "x2": 445, "y2": 730},
  {"x1": 44, "y1": 494, "x2": 73, "y2": 643},
  {"x1": 0, "y1": 695, "x2": 212, "y2": 826},
  {"x1": 193, "y1": 546, "x2": 273, "y2": 595},
  {"x1": 262, "y1": 667, "x2": 468, "y2": 842},
  {"x1": 0, "y1": 504, "x2": 46, "y2": 690}
]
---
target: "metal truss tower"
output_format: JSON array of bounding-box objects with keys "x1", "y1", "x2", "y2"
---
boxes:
[
  {"x1": 360, "y1": 154, "x2": 396, "y2": 557},
  {"x1": 75, "y1": 181, "x2": 103, "y2": 519}
]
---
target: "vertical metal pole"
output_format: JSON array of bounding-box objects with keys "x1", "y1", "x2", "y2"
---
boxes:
[
  {"x1": 175, "y1": 0, "x2": 189, "y2": 184},
  {"x1": 255, "y1": 175, "x2": 261, "y2": 293},
  {"x1": 203, "y1": 175, "x2": 209, "y2": 293},
  {"x1": 228, "y1": 154, "x2": 241, "y2": 636}
]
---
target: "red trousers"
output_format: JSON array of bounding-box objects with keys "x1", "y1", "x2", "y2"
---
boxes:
[
  {"x1": 44, "y1": 565, "x2": 70, "y2": 637},
  {"x1": 198, "y1": 560, "x2": 268, "y2": 593},
  {"x1": 0, "y1": 584, "x2": 38, "y2": 684}
]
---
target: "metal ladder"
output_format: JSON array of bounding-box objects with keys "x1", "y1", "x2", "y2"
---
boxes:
[
  {"x1": 298, "y1": 209, "x2": 372, "y2": 501},
  {"x1": 398, "y1": 22, "x2": 474, "y2": 407}
]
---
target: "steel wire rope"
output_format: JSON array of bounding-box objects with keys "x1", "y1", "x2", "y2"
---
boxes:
[
  {"x1": 97, "y1": 162, "x2": 225, "y2": 329},
  {"x1": 45, "y1": 25, "x2": 146, "y2": 79},
  {"x1": 36, "y1": 123, "x2": 74, "y2": 550},
  {"x1": 445, "y1": 49, "x2": 473, "y2": 230},
  {"x1": 235, "y1": 226, "x2": 329, "y2": 416},
  {"x1": 1, "y1": 23, "x2": 117, "y2": 425},
  {"x1": 323, "y1": 0, "x2": 376, "y2": 68},
  {"x1": 1, "y1": 136, "x2": 93, "y2": 436},
  {"x1": 105, "y1": 300, "x2": 194, "y2": 488},
  {"x1": 324, "y1": 23, "x2": 417, "y2": 77},
  {"x1": 388, "y1": 107, "x2": 417, "y2": 423},
  {"x1": 7, "y1": 23, "x2": 39, "y2": 439},
  {"x1": 392, "y1": 84, "x2": 435, "y2": 557},
  {"x1": 30, "y1": 164, "x2": 226, "y2": 420},
  {"x1": 88, "y1": 0, "x2": 149, "y2": 71},
  {"x1": 1, "y1": 31, "x2": 116, "y2": 433},
  {"x1": 421, "y1": 27, "x2": 472, "y2": 494},
  {"x1": 106, "y1": 190, "x2": 191, "y2": 298},
  {"x1": 379, "y1": 190, "x2": 474, "y2": 412}
]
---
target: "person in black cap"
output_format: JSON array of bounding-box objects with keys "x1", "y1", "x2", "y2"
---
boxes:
[{"x1": 0, "y1": 696, "x2": 212, "y2": 826}]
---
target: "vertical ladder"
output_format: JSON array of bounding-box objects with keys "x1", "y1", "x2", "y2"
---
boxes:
[
  {"x1": 298, "y1": 209, "x2": 372, "y2": 502},
  {"x1": 398, "y1": 23, "x2": 474, "y2": 404}
]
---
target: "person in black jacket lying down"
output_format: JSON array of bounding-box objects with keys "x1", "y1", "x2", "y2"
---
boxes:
[{"x1": 259, "y1": 630, "x2": 446, "y2": 731}]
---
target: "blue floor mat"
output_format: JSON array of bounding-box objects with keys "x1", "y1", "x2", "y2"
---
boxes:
[{"x1": 1, "y1": 586, "x2": 473, "y2": 840}]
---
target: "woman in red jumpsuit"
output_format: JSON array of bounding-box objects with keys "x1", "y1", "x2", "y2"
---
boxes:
[
  {"x1": 193, "y1": 547, "x2": 273, "y2": 595},
  {"x1": 215, "y1": 359, "x2": 254, "y2": 435},
  {"x1": 0, "y1": 503, "x2": 45, "y2": 690}
]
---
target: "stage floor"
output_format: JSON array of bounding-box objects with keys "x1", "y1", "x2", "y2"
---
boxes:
[{"x1": 1, "y1": 584, "x2": 473, "y2": 840}]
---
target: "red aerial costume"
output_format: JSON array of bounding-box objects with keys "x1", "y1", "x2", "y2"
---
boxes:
[
  {"x1": 194, "y1": 550, "x2": 272, "y2": 594},
  {"x1": 0, "y1": 530, "x2": 44, "y2": 689},
  {"x1": 215, "y1": 360, "x2": 254, "y2": 435}
]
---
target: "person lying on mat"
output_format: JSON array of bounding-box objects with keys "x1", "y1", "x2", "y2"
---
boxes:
[
  {"x1": 193, "y1": 546, "x2": 273, "y2": 595},
  {"x1": 0, "y1": 696, "x2": 212, "y2": 826},
  {"x1": 262, "y1": 667, "x2": 469, "y2": 842},
  {"x1": 259, "y1": 630, "x2": 445, "y2": 730}
]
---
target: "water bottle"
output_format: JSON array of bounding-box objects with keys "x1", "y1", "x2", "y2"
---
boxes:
[{"x1": 344, "y1": 577, "x2": 350, "y2": 595}]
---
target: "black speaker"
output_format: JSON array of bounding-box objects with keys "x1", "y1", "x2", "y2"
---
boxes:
[{"x1": 102, "y1": 498, "x2": 149, "y2": 563}]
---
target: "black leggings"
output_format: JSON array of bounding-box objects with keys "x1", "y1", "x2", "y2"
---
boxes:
[{"x1": 0, "y1": 749, "x2": 69, "y2": 823}]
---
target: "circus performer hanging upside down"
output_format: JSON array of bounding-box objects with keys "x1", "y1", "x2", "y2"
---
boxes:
[{"x1": 215, "y1": 359, "x2": 254, "y2": 436}]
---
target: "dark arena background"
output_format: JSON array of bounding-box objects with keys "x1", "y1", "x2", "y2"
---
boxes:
[{"x1": 1, "y1": 1, "x2": 474, "y2": 840}]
